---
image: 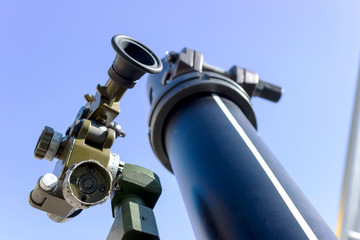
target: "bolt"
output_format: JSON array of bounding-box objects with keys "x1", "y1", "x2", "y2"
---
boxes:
[
  {"x1": 114, "y1": 183, "x2": 122, "y2": 192},
  {"x1": 81, "y1": 195, "x2": 89, "y2": 201},
  {"x1": 87, "y1": 166, "x2": 95, "y2": 174},
  {"x1": 70, "y1": 176, "x2": 78, "y2": 184},
  {"x1": 99, "y1": 184, "x2": 106, "y2": 192}
]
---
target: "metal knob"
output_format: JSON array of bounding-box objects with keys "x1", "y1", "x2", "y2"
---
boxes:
[{"x1": 34, "y1": 126, "x2": 62, "y2": 161}]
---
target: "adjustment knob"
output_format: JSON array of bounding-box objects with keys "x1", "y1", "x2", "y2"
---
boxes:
[{"x1": 34, "y1": 126, "x2": 62, "y2": 161}]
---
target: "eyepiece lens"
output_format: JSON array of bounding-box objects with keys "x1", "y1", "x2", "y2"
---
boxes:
[{"x1": 121, "y1": 41, "x2": 155, "y2": 66}]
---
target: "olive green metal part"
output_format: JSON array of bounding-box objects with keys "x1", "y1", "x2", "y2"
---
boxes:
[
  {"x1": 107, "y1": 196, "x2": 159, "y2": 240},
  {"x1": 86, "y1": 79, "x2": 126, "y2": 127},
  {"x1": 57, "y1": 118, "x2": 115, "y2": 180},
  {"x1": 108, "y1": 164, "x2": 162, "y2": 240},
  {"x1": 59, "y1": 138, "x2": 112, "y2": 179},
  {"x1": 77, "y1": 118, "x2": 116, "y2": 149},
  {"x1": 30, "y1": 116, "x2": 118, "y2": 215},
  {"x1": 29, "y1": 35, "x2": 164, "y2": 232},
  {"x1": 29, "y1": 180, "x2": 73, "y2": 218},
  {"x1": 111, "y1": 164, "x2": 162, "y2": 217}
]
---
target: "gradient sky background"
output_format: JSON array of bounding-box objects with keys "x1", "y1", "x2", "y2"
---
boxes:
[{"x1": 1, "y1": 0, "x2": 360, "y2": 239}]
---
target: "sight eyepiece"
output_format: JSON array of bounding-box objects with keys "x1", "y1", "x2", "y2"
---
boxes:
[
  {"x1": 29, "y1": 35, "x2": 163, "y2": 228},
  {"x1": 108, "y1": 35, "x2": 162, "y2": 89}
]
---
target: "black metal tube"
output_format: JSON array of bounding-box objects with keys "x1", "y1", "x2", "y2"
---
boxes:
[{"x1": 164, "y1": 94, "x2": 337, "y2": 240}]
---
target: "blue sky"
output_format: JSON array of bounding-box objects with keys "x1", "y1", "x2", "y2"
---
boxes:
[{"x1": 0, "y1": 0, "x2": 359, "y2": 239}]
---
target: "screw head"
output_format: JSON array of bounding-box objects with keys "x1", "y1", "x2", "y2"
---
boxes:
[
  {"x1": 99, "y1": 184, "x2": 106, "y2": 192},
  {"x1": 87, "y1": 166, "x2": 95, "y2": 174}
]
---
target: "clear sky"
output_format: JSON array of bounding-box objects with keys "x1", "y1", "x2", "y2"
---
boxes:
[{"x1": 0, "y1": 0, "x2": 359, "y2": 239}]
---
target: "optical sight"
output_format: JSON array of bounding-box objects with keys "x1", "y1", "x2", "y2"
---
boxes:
[{"x1": 29, "y1": 35, "x2": 162, "y2": 224}]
